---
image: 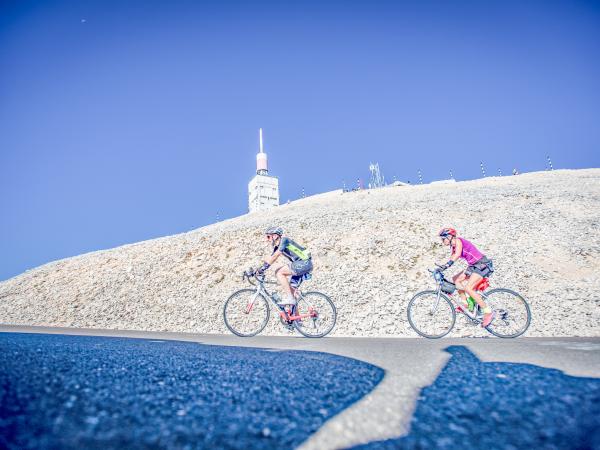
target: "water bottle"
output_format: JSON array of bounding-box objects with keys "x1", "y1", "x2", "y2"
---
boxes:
[{"x1": 467, "y1": 296, "x2": 476, "y2": 312}]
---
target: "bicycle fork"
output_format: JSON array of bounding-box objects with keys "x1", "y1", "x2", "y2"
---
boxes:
[
  {"x1": 245, "y1": 288, "x2": 263, "y2": 314},
  {"x1": 430, "y1": 289, "x2": 443, "y2": 315}
]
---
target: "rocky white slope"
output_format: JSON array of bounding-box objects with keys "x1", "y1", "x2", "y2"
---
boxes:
[{"x1": 1, "y1": 169, "x2": 599, "y2": 337}]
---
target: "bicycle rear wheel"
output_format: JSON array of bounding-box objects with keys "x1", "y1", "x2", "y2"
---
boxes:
[
  {"x1": 223, "y1": 289, "x2": 270, "y2": 337},
  {"x1": 294, "y1": 292, "x2": 337, "y2": 338},
  {"x1": 483, "y1": 288, "x2": 531, "y2": 338},
  {"x1": 407, "y1": 290, "x2": 456, "y2": 338}
]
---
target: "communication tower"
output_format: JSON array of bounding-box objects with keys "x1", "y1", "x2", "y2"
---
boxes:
[
  {"x1": 369, "y1": 163, "x2": 385, "y2": 188},
  {"x1": 248, "y1": 128, "x2": 279, "y2": 213}
]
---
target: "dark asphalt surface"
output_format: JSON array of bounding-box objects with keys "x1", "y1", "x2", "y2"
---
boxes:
[
  {"x1": 352, "y1": 345, "x2": 600, "y2": 450},
  {"x1": 0, "y1": 333, "x2": 383, "y2": 450}
]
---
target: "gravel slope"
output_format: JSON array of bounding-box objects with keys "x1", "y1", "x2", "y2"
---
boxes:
[{"x1": 1, "y1": 169, "x2": 599, "y2": 337}]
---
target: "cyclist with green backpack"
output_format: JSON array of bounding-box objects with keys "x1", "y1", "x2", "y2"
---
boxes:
[{"x1": 256, "y1": 226, "x2": 313, "y2": 307}]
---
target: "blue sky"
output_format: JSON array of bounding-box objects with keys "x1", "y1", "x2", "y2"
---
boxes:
[{"x1": 1, "y1": 0, "x2": 599, "y2": 280}]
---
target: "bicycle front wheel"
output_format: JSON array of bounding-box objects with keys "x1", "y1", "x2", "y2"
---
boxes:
[
  {"x1": 483, "y1": 288, "x2": 531, "y2": 338},
  {"x1": 294, "y1": 292, "x2": 337, "y2": 338},
  {"x1": 223, "y1": 289, "x2": 270, "y2": 337},
  {"x1": 407, "y1": 290, "x2": 456, "y2": 338}
]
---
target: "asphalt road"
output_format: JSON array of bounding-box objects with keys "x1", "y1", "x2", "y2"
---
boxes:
[
  {"x1": 352, "y1": 345, "x2": 600, "y2": 450},
  {"x1": 0, "y1": 332, "x2": 382, "y2": 450},
  {"x1": 1, "y1": 326, "x2": 599, "y2": 450}
]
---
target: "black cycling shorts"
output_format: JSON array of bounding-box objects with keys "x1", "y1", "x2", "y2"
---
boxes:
[
  {"x1": 290, "y1": 259, "x2": 313, "y2": 276},
  {"x1": 465, "y1": 256, "x2": 493, "y2": 278},
  {"x1": 289, "y1": 259, "x2": 313, "y2": 288}
]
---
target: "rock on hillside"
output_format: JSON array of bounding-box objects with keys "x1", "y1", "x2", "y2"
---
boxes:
[{"x1": 1, "y1": 169, "x2": 599, "y2": 337}]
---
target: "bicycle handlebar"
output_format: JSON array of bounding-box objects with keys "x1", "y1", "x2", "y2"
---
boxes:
[
  {"x1": 428, "y1": 267, "x2": 445, "y2": 283},
  {"x1": 242, "y1": 268, "x2": 276, "y2": 286}
]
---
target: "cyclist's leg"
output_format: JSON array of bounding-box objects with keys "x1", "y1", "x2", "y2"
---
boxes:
[
  {"x1": 289, "y1": 276, "x2": 300, "y2": 298},
  {"x1": 464, "y1": 273, "x2": 487, "y2": 308},
  {"x1": 275, "y1": 264, "x2": 294, "y2": 303},
  {"x1": 453, "y1": 272, "x2": 469, "y2": 306},
  {"x1": 286, "y1": 260, "x2": 312, "y2": 306},
  {"x1": 290, "y1": 270, "x2": 310, "y2": 300},
  {"x1": 466, "y1": 273, "x2": 495, "y2": 326}
]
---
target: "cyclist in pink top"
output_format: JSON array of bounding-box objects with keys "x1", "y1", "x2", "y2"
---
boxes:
[{"x1": 438, "y1": 227, "x2": 495, "y2": 327}]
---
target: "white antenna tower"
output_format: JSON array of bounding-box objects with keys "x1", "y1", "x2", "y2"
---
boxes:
[
  {"x1": 546, "y1": 155, "x2": 554, "y2": 171},
  {"x1": 369, "y1": 163, "x2": 385, "y2": 188},
  {"x1": 256, "y1": 128, "x2": 268, "y2": 176},
  {"x1": 480, "y1": 162, "x2": 486, "y2": 178}
]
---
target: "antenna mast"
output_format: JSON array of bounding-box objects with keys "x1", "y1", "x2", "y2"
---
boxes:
[
  {"x1": 369, "y1": 162, "x2": 385, "y2": 189},
  {"x1": 256, "y1": 128, "x2": 268, "y2": 175},
  {"x1": 259, "y1": 128, "x2": 264, "y2": 153}
]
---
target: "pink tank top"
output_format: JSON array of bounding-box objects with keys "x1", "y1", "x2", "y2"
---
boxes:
[{"x1": 454, "y1": 237, "x2": 484, "y2": 265}]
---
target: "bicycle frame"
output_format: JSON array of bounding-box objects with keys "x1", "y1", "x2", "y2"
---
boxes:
[
  {"x1": 430, "y1": 270, "x2": 488, "y2": 323},
  {"x1": 444, "y1": 288, "x2": 486, "y2": 322},
  {"x1": 244, "y1": 272, "x2": 317, "y2": 323}
]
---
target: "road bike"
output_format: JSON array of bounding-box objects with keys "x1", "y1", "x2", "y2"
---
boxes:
[
  {"x1": 223, "y1": 269, "x2": 337, "y2": 338},
  {"x1": 407, "y1": 267, "x2": 531, "y2": 338}
]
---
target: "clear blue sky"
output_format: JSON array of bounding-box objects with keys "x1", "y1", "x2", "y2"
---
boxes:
[{"x1": 1, "y1": 0, "x2": 599, "y2": 281}]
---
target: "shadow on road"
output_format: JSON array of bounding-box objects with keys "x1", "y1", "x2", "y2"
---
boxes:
[
  {"x1": 0, "y1": 332, "x2": 383, "y2": 450},
  {"x1": 352, "y1": 345, "x2": 600, "y2": 450}
]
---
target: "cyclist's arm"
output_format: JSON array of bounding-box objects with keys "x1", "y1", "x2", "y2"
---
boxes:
[
  {"x1": 263, "y1": 250, "x2": 282, "y2": 266},
  {"x1": 449, "y1": 238, "x2": 462, "y2": 262},
  {"x1": 440, "y1": 239, "x2": 462, "y2": 270}
]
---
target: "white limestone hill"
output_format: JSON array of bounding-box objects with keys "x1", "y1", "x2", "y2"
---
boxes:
[{"x1": 1, "y1": 169, "x2": 599, "y2": 337}]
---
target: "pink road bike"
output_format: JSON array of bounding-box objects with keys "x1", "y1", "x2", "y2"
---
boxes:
[{"x1": 223, "y1": 269, "x2": 337, "y2": 338}]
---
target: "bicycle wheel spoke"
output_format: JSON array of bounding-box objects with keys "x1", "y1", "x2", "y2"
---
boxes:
[
  {"x1": 407, "y1": 291, "x2": 455, "y2": 338},
  {"x1": 294, "y1": 292, "x2": 336, "y2": 338},
  {"x1": 223, "y1": 289, "x2": 270, "y2": 337},
  {"x1": 484, "y1": 289, "x2": 531, "y2": 338}
]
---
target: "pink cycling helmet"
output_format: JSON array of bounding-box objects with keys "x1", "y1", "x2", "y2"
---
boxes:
[{"x1": 438, "y1": 227, "x2": 457, "y2": 238}]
